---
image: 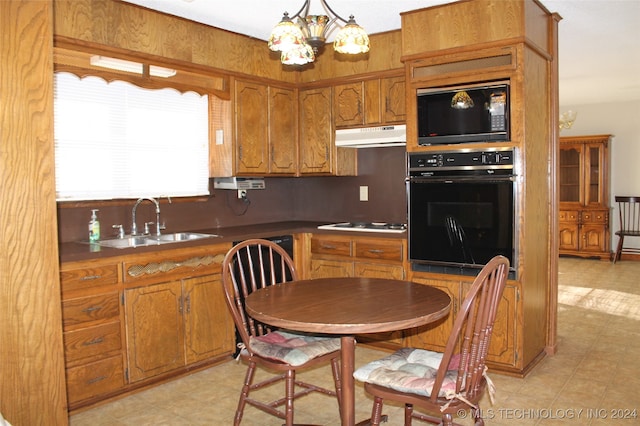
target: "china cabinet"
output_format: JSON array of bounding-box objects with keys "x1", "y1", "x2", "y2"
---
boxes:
[{"x1": 559, "y1": 135, "x2": 611, "y2": 258}]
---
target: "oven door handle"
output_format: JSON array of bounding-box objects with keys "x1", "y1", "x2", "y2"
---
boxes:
[{"x1": 408, "y1": 175, "x2": 516, "y2": 183}]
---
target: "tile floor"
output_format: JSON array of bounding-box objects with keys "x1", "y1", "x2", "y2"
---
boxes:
[{"x1": 70, "y1": 258, "x2": 640, "y2": 425}]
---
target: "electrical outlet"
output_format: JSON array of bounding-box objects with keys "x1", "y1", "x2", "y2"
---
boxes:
[
  {"x1": 359, "y1": 186, "x2": 368, "y2": 201},
  {"x1": 237, "y1": 189, "x2": 247, "y2": 199}
]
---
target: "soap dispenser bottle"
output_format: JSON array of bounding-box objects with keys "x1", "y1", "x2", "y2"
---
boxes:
[{"x1": 89, "y1": 209, "x2": 101, "y2": 242}]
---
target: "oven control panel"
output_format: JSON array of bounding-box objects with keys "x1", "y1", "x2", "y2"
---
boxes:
[{"x1": 409, "y1": 149, "x2": 513, "y2": 169}]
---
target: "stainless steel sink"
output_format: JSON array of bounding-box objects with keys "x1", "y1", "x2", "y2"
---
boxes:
[
  {"x1": 154, "y1": 232, "x2": 216, "y2": 242},
  {"x1": 95, "y1": 236, "x2": 159, "y2": 249},
  {"x1": 95, "y1": 232, "x2": 219, "y2": 249}
]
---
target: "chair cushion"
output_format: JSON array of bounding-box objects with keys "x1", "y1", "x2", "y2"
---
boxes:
[
  {"x1": 353, "y1": 348, "x2": 460, "y2": 397},
  {"x1": 249, "y1": 331, "x2": 341, "y2": 366}
]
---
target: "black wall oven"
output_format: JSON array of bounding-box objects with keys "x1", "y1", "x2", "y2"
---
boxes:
[{"x1": 407, "y1": 149, "x2": 517, "y2": 277}]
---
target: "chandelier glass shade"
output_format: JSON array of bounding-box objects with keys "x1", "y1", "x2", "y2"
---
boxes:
[
  {"x1": 559, "y1": 110, "x2": 577, "y2": 130},
  {"x1": 268, "y1": 0, "x2": 370, "y2": 65},
  {"x1": 451, "y1": 91, "x2": 475, "y2": 109}
]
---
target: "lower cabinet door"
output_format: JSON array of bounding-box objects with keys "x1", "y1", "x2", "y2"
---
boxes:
[
  {"x1": 355, "y1": 262, "x2": 404, "y2": 280},
  {"x1": 125, "y1": 281, "x2": 185, "y2": 382},
  {"x1": 309, "y1": 259, "x2": 354, "y2": 278},
  {"x1": 461, "y1": 281, "x2": 518, "y2": 367},
  {"x1": 66, "y1": 354, "x2": 124, "y2": 404},
  {"x1": 579, "y1": 225, "x2": 607, "y2": 253},
  {"x1": 183, "y1": 274, "x2": 235, "y2": 364},
  {"x1": 405, "y1": 278, "x2": 459, "y2": 353},
  {"x1": 559, "y1": 222, "x2": 580, "y2": 252}
]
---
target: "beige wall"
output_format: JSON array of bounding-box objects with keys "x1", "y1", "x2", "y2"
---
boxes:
[{"x1": 560, "y1": 99, "x2": 640, "y2": 249}]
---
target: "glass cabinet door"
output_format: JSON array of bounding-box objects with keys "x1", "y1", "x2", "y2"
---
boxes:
[
  {"x1": 585, "y1": 145, "x2": 601, "y2": 206},
  {"x1": 559, "y1": 145, "x2": 583, "y2": 204}
]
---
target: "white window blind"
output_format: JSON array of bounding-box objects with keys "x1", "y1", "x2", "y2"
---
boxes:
[{"x1": 54, "y1": 72, "x2": 209, "y2": 201}]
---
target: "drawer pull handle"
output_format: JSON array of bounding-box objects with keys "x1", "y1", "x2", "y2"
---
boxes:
[
  {"x1": 321, "y1": 244, "x2": 337, "y2": 249},
  {"x1": 82, "y1": 306, "x2": 102, "y2": 313},
  {"x1": 86, "y1": 375, "x2": 107, "y2": 385},
  {"x1": 368, "y1": 249, "x2": 384, "y2": 254},
  {"x1": 83, "y1": 337, "x2": 105, "y2": 346},
  {"x1": 81, "y1": 275, "x2": 102, "y2": 281}
]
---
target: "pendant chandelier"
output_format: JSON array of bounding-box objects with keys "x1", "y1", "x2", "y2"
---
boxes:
[{"x1": 268, "y1": 0, "x2": 370, "y2": 66}]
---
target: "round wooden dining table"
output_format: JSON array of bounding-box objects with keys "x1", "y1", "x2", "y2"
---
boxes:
[{"x1": 245, "y1": 276, "x2": 452, "y2": 426}]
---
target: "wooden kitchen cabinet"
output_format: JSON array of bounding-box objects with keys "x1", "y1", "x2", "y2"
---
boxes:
[
  {"x1": 309, "y1": 234, "x2": 405, "y2": 280},
  {"x1": 405, "y1": 277, "x2": 459, "y2": 353},
  {"x1": 299, "y1": 87, "x2": 333, "y2": 174},
  {"x1": 559, "y1": 135, "x2": 611, "y2": 258},
  {"x1": 123, "y1": 245, "x2": 234, "y2": 382},
  {"x1": 408, "y1": 273, "x2": 519, "y2": 368},
  {"x1": 333, "y1": 82, "x2": 363, "y2": 127},
  {"x1": 125, "y1": 280, "x2": 185, "y2": 382},
  {"x1": 235, "y1": 80, "x2": 269, "y2": 174},
  {"x1": 299, "y1": 87, "x2": 357, "y2": 176},
  {"x1": 268, "y1": 86, "x2": 297, "y2": 174},
  {"x1": 61, "y1": 243, "x2": 234, "y2": 411},
  {"x1": 125, "y1": 273, "x2": 234, "y2": 381},
  {"x1": 380, "y1": 76, "x2": 406, "y2": 123},
  {"x1": 333, "y1": 75, "x2": 406, "y2": 128},
  {"x1": 234, "y1": 80, "x2": 297, "y2": 175},
  {"x1": 60, "y1": 259, "x2": 126, "y2": 408},
  {"x1": 309, "y1": 234, "x2": 406, "y2": 348},
  {"x1": 183, "y1": 274, "x2": 235, "y2": 364}
]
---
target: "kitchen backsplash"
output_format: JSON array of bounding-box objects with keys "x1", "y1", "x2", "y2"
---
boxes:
[{"x1": 57, "y1": 147, "x2": 407, "y2": 243}]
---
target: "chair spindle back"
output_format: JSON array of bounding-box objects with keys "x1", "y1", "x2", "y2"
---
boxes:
[
  {"x1": 616, "y1": 196, "x2": 640, "y2": 235},
  {"x1": 222, "y1": 239, "x2": 297, "y2": 349},
  {"x1": 430, "y1": 255, "x2": 509, "y2": 403}
]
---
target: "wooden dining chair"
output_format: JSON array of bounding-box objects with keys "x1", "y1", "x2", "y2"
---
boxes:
[
  {"x1": 612, "y1": 196, "x2": 640, "y2": 263},
  {"x1": 221, "y1": 239, "x2": 343, "y2": 426},
  {"x1": 354, "y1": 255, "x2": 510, "y2": 426}
]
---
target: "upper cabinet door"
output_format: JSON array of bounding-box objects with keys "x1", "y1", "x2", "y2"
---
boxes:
[
  {"x1": 559, "y1": 136, "x2": 610, "y2": 209},
  {"x1": 333, "y1": 76, "x2": 406, "y2": 129},
  {"x1": 269, "y1": 86, "x2": 297, "y2": 175},
  {"x1": 584, "y1": 143, "x2": 605, "y2": 206},
  {"x1": 334, "y1": 82, "x2": 363, "y2": 127},
  {"x1": 559, "y1": 143, "x2": 584, "y2": 205},
  {"x1": 235, "y1": 80, "x2": 269, "y2": 175},
  {"x1": 299, "y1": 87, "x2": 333, "y2": 174},
  {"x1": 381, "y1": 76, "x2": 406, "y2": 124}
]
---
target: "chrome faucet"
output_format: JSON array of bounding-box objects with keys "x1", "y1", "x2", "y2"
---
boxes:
[{"x1": 131, "y1": 197, "x2": 162, "y2": 237}]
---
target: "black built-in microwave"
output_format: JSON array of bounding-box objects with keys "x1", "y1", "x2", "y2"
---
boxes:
[{"x1": 417, "y1": 82, "x2": 509, "y2": 145}]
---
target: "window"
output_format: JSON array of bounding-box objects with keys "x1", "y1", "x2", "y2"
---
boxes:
[{"x1": 54, "y1": 72, "x2": 209, "y2": 201}]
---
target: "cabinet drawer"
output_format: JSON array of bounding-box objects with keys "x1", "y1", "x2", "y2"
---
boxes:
[
  {"x1": 311, "y1": 238, "x2": 352, "y2": 257},
  {"x1": 122, "y1": 247, "x2": 228, "y2": 284},
  {"x1": 66, "y1": 355, "x2": 124, "y2": 404},
  {"x1": 62, "y1": 293, "x2": 120, "y2": 328},
  {"x1": 559, "y1": 210, "x2": 579, "y2": 221},
  {"x1": 60, "y1": 264, "x2": 119, "y2": 293},
  {"x1": 64, "y1": 322, "x2": 122, "y2": 362},
  {"x1": 355, "y1": 240, "x2": 403, "y2": 261},
  {"x1": 582, "y1": 211, "x2": 608, "y2": 223}
]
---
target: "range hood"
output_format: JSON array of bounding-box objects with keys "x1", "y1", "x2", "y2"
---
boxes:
[{"x1": 335, "y1": 124, "x2": 406, "y2": 148}]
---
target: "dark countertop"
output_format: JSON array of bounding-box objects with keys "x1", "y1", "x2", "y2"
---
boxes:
[{"x1": 59, "y1": 221, "x2": 407, "y2": 263}]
